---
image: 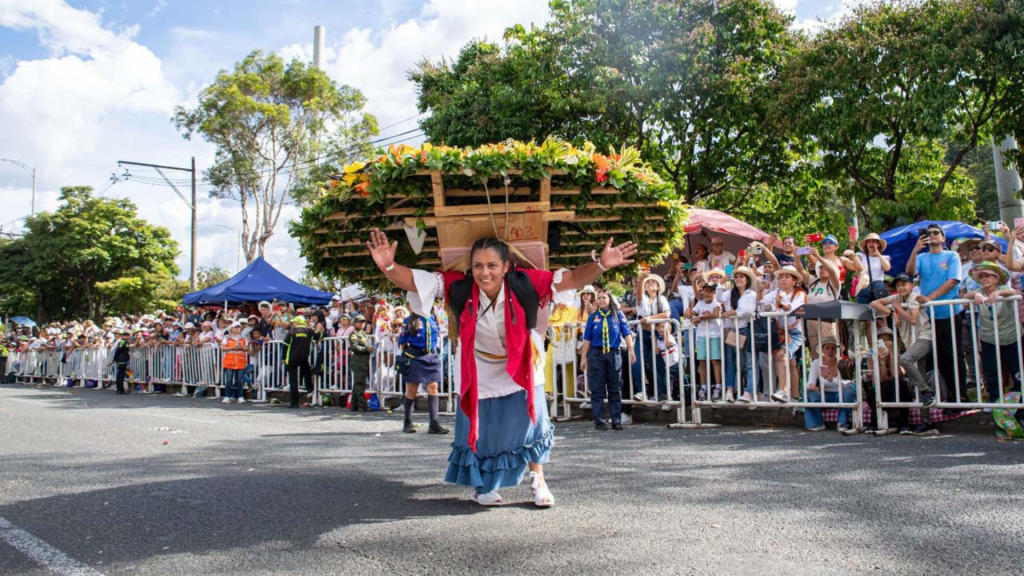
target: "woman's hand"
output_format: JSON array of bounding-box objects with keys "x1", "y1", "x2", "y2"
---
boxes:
[
  {"x1": 598, "y1": 237, "x2": 638, "y2": 270},
  {"x1": 973, "y1": 293, "x2": 985, "y2": 306},
  {"x1": 628, "y1": 350, "x2": 637, "y2": 365},
  {"x1": 987, "y1": 292, "x2": 1000, "y2": 304},
  {"x1": 366, "y1": 228, "x2": 398, "y2": 270},
  {"x1": 808, "y1": 383, "x2": 819, "y2": 393}
]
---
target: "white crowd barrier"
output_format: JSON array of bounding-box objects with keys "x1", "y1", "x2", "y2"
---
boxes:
[
  {"x1": 548, "y1": 318, "x2": 690, "y2": 424},
  {"x1": 8, "y1": 298, "x2": 1022, "y2": 433},
  {"x1": 369, "y1": 332, "x2": 456, "y2": 413},
  {"x1": 873, "y1": 296, "x2": 1024, "y2": 427}
]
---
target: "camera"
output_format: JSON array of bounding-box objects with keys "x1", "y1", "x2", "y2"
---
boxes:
[{"x1": 749, "y1": 245, "x2": 762, "y2": 255}]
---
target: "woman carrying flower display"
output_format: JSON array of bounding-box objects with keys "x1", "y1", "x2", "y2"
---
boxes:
[{"x1": 366, "y1": 228, "x2": 637, "y2": 508}]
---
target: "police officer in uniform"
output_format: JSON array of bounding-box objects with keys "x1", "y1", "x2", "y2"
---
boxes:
[
  {"x1": 348, "y1": 314, "x2": 372, "y2": 412},
  {"x1": 112, "y1": 330, "x2": 132, "y2": 394},
  {"x1": 284, "y1": 315, "x2": 315, "y2": 408}
]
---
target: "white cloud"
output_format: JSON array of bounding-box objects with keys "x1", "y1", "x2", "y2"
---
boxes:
[
  {"x1": 0, "y1": 0, "x2": 179, "y2": 167},
  {"x1": 774, "y1": 0, "x2": 799, "y2": 15},
  {"x1": 283, "y1": 0, "x2": 552, "y2": 135},
  {"x1": 0, "y1": 0, "x2": 557, "y2": 289}
]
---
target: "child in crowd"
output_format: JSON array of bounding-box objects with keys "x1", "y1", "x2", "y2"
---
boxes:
[{"x1": 692, "y1": 282, "x2": 723, "y2": 400}]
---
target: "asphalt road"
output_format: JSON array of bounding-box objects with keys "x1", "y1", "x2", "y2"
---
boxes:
[{"x1": 2, "y1": 383, "x2": 1023, "y2": 576}]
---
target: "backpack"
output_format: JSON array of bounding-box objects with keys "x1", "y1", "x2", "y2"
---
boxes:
[{"x1": 448, "y1": 269, "x2": 540, "y2": 333}]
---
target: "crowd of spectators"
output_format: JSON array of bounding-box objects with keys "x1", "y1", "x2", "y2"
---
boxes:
[
  {"x1": 6, "y1": 221, "x2": 1024, "y2": 436},
  {"x1": 552, "y1": 223, "x2": 1024, "y2": 436}
]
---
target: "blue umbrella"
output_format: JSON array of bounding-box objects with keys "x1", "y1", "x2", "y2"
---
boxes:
[
  {"x1": 9, "y1": 316, "x2": 36, "y2": 327},
  {"x1": 879, "y1": 221, "x2": 1007, "y2": 277}
]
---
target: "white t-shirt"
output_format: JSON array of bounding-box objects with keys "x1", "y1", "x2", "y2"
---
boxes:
[
  {"x1": 692, "y1": 299, "x2": 723, "y2": 339},
  {"x1": 708, "y1": 251, "x2": 736, "y2": 271},
  {"x1": 857, "y1": 253, "x2": 890, "y2": 286},
  {"x1": 807, "y1": 359, "x2": 847, "y2": 393},
  {"x1": 721, "y1": 289, "x2": 757, "y2": 331},
  {"x1": 775, "y1": 289, "x2": 806, "y2": 330},
  {"x1": 677, "y1": 285, "x2": 696, "y2": 330},
  {"x1": 637, "y1": 294, "x2": 671, "y2": 319}
]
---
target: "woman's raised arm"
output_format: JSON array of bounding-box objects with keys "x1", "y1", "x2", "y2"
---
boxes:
[
  {"x1": 554, "y1": 237, "x2": 638, "y2": 292},
  {"x1": 366, "y1": 228, "x2": 418, "y2": 293}
]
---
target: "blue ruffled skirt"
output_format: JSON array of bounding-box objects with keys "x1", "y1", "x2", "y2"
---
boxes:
[{"x1": 445, "y1": 386, "x2": 554, "y2": 494}]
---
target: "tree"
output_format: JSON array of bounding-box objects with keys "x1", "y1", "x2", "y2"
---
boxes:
[
  {"x1": 174, "y1": 51, "x2": 378, "y2": 263},
  {"x1": 777, "y1": 0, "x2": 1024, "y2": 230},
  {"x1": 411, "y1": 0, "x2": 802, "y2": 207},
  {"x1": 197, "y1": 265, "x2": 232, "y2": 289},
  {"x1": 0, "y1": 186, "x2": 179, "y2": 321}
]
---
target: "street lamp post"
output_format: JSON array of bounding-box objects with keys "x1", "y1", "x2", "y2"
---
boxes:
[{"x1": 0, "y1": 158, "x2": 36, "y2": 217}]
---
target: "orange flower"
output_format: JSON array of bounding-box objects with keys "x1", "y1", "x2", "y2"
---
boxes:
[
  {"x1": 420, "y1": 150, "x2": 428, "y2": 162},
  {"x1": 355, "y1": 181, "x2": 370, "y2": 197},
  {"x1": 592, "y1": 153, "x2": 610, "y2": 183}
]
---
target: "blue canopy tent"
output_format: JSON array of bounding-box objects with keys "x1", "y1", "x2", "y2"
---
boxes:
[
  {"x1": 183, "y1": 257, "x2": 335, "y2": 306},
  {"x1": 880, "y1": 221, "x2": 1007, "y2": 276}
]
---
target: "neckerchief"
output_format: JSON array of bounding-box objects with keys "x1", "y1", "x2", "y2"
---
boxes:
[{"x1": 598, "y1": 309, "x2": 612, "y2": 353}]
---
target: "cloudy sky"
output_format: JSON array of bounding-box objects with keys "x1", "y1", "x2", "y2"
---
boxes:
[{"x1": 0, "y1": 0, "x2": 850, "y2": 281}]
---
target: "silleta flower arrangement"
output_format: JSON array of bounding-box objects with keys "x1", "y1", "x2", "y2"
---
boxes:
[{"x1": 291, "y1": 137, "x2": 688, "y2": 292}]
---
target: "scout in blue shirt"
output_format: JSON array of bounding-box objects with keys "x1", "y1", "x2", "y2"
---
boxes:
[
  {"x1": 580, "y1": 292, "x2": 636, "y2": 430},
  {"x1": 398, "y1": 313, "x2": 449, "y2": 435}
]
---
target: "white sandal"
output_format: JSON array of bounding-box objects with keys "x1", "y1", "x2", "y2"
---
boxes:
[
  {"x1": 529, "y1": 472, "x2": 555, "y2": 508},
  {"x1": 470, "y1": 490, "x2": 503, "y2": 506}
]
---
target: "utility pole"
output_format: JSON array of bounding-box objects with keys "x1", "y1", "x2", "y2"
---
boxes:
[
  {"x1": 313, "y1": 25, "x2": 325, "y2": 69},
  {"x1": 993, "y1": 135, "x2": 1023, "y2": 224},
  {"x1": 0, "y1": 158, "x2": 36, "y2": 217},
  {"x1": 117, "y1": 157, "x2": 198, "y2": 290}
]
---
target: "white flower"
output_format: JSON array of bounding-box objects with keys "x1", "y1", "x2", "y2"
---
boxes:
[
  {"x1": 565, "y1": 155, "x2": 579, "y2": 165},
  {"x1": 463, "y1": 168, "x2": 475, "y2": 177}
]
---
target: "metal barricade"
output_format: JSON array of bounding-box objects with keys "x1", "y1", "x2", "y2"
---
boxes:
[
  {"x1": 551, "y1": 318, "x2": 690, "y2": 425},
  {"x1": 370, "y1": 332, "x2": 454, "y2": 413},
  {"x1": 874, "y1": 296, "x2": 1024, "y2": 424},
  {"x1": 685, "y1": 307, "x2": 865, "y2": 430},
  {"x1": 314, "y1": 337, "x2": 351, "y2": 407},
  {"x1": 253, "y1": 341, "x2": 287, "y2": 400}
]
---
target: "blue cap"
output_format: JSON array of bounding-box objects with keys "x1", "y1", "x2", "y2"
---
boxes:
[{"x1": 822, "y1": 234, "x2": 839, "y2": 245}]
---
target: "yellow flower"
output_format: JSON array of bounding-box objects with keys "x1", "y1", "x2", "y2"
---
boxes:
[{"x1": 341, "y1": 161, "x2": 366, "y2": 187}]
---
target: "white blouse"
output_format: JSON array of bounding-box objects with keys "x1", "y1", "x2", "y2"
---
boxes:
[{"x1": 406, "y1": 268, "x2": 571, "y2": 399}]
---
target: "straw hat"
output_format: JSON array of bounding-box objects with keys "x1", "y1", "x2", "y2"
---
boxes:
[
  {"x1": 580, "y1": 284, "x2": 597, "y2": 296},
  {"x1": 393, "y1": 306, "x2": 410, "y2": 318},
  {"x1": 858, "y1": 233, "x2": 888, "y2": 253},
  {"x1": 969, "y1": 261, "x2": 1009, "y2": 285},
  {"x1": 732, "y1": 266, "x2": 760, "y2": 291},
  {"x1": 952, "y1": 237, "x2": 981, "y2": 252},
  {"x1": 820, "y1": 335, "x2": 844, "y2": 351},
  {"x1": 703, "y1": 269, "x2": 727, "y2": 284},
  {"x1": 642, "y1": 274, "x2": 666, "y2": 295},
  {"x1": 774, "y1": 265, "x2": 803, "y2": 282}
]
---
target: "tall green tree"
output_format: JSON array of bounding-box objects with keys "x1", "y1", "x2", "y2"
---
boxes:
[
  {"x1": 777, "y1": 0, "x2": 1024, "y2": 230},
  {"x1": 174, "y1": 51, "x2": 378, "y2": 262},
  {"x1": 412, "y1": 0, "x2": 802, "y2": 207},
  {"x1": 0, "y1": 186, "x2": 179, "y2": 321}
]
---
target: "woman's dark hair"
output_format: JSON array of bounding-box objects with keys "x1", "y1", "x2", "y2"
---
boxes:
[
  {"x1": 730, "y1": 273, "x2": 750, "y2": 310},
  {"x1": 469, "y1": 237, "x2": 510, "y2": 267},
  {"x1": 601, "y1": 292, "x2": 620, "y2": 315}
]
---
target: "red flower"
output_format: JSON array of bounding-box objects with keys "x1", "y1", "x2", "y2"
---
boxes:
[{"x1": 596, "y1": 172, "x2": 608, "y2": 184}]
